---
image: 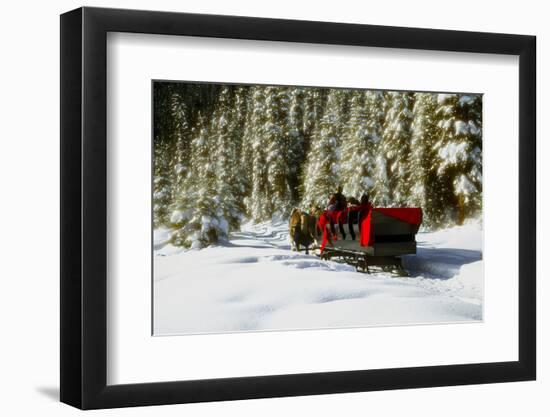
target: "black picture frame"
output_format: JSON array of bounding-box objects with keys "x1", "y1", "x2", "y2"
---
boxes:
[{"x1": 60, "y1": 6, "x2": 536, "y2": 410}]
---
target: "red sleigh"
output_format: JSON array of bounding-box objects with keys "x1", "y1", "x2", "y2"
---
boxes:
[{"x1": 317, "y1": 207, "x2": 423, "y2": 274}]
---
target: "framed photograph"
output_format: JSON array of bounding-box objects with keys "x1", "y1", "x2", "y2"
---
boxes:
[{"x1": 60, "y1": 6, "x2": 536, "y2": 409}]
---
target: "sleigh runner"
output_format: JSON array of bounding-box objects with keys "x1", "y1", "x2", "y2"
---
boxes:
[{"x1": 318, "y1": 207, "x2": 423, "y2": 274}]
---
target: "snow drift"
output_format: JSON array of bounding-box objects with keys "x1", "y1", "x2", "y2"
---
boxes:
[{"x1": 153, "y1": 219, "x2": 482, "y2": 335}]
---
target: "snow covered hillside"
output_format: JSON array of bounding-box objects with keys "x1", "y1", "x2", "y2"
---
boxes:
[{"x1": 153, "y1": 220, "x2": 482, "y2": 335}]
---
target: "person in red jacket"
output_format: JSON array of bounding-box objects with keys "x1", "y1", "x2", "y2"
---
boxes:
[
  {"x1": 327, "y1": 189, "x2": 348, "y2": 239},
  {"x1": 347, "y1": 194, "x2": 372, "y2": 240}
]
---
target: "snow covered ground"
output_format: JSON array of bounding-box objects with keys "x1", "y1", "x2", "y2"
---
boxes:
[{"x1": 153, "y1": 220, "x2": 483, "y2": 335}]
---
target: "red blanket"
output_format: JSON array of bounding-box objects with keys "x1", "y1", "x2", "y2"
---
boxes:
[
  {"x1": 317, "y1": 212, "x2": 334, "y2": 251},
  {"x1": 318, "y1": 206, "x2": 423, "y2": 251},
  {"x1": 360, "y1": 207, "x2": 423, "y2": 247},
  {"x1": 318, "y1": 204, "x2": 372, "y2": 251},
  {"x1": 373, "y1": 208, "x2": 423, "y2": 226}
]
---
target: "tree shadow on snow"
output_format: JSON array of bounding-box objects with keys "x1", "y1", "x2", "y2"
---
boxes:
[{"x1": 403, "y1": 246, "x2": 482, "y2": 279}]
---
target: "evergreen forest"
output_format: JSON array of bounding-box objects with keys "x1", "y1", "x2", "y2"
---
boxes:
[{"x1": 153, "y1": 82, "x2": 482, "y2": 249}]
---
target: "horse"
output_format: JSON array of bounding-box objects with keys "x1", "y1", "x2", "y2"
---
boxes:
[{"x1": 288, "y1": 208, "x2": 322, "y2": 254}]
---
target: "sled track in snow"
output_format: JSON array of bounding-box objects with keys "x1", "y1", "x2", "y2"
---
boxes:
[{"x1": 231, "y1": 222, "x2": 291, "y2": 250}]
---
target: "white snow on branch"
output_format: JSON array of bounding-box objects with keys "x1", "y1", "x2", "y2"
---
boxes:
[
  {"x1": 170, "y1": 209, "x2": 191, "y2": 225},
  {"x1": 454, "y1": 174, "x2": 477, "y2": 198},
  {"x1": 437, "y1": 93, "x2": 455, "y2": 104},
  {"x1": 438, "y1": 141, "x2": 467, "y2": 167},
  {"x1": 458, "y1": 95, "x2": 475, "y2": 106}
]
